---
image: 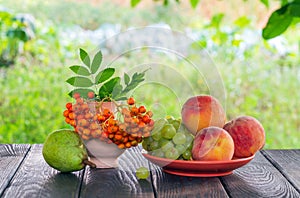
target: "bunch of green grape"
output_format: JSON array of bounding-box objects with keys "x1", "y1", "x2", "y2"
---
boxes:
[{"x1": 142, "y1": 117, "x2": 194, "y2": 160}]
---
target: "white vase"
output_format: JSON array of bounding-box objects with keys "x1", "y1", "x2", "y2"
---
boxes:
[
  {"x1": 83, "y1": 101, "x2": 125, "y2": 168},
  {"x1": 85, "y1": 139, "x2": 125, "y2": 168}
]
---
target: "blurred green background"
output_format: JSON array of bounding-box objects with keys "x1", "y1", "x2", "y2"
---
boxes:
[{"x1": 0, "y1": 0, "x2": 299, "y2": 148}]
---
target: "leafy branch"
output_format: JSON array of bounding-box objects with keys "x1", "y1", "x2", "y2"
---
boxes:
[{"x1": 66, "y1": 48, "x2": 147, "y2": 101}]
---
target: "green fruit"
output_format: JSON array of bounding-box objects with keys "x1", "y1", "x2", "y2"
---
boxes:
[
  {"x1": 172, "y1": 133, "x2": 186, "y2": 145},
  {"x1": 169, "y1": 119, "x2": 181, "y2": 131},
  {"x1": 161, "y1": 141, "x2": 174, "y2": 152},
  {"x1": 165, "y1": 147, "x2": 180, "y2": 160},
  {"x1": 175, "y1": 144, "x2": 186, "y2": 154},
  {"x1": 142, "y1": 137, "x2": 153, "y2": 151},
  {"x1": 42, "y1": 129, "x2": 95, "y2": 173},
  {"x1": 136, "y1": 167, "x2": 150, "y2": 179},
  {"x1": 161, "y1": 124, "x2": 176, "y2": 139},
  {"x1": 150, "y1": 141, "x2": 160, "y2": 150},
  {"x1": 182, "y1": 150, "x2": 192, "y2": 160}
]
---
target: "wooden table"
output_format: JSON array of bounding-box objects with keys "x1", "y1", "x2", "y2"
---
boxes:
[{"x1": 0, "y1": 144, "x2": 299, "y2": 197}]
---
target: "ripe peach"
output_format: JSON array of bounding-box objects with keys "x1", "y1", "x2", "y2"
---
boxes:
[
  {"x1": 223, "y1": 116, "x2": 265, "y2": 158},
  {"x1": 192, "y1": 127, "x2": 234, "y2": 161},
  {"x1": 181, "y1": 95, "x2": 226, "y2": 135}
]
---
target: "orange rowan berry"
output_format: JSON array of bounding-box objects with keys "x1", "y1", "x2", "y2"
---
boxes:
[
  {"x1": 108, "y1": 134, "x2": 114, "y2": 139},
  {"x1": 70, "y1": 120, "x2": 76, "y2": 127},
  {"x1": 130, "y1": 107, "x2": 139, "y2": 116},
  {"x1": 73, "y1": 92, "x2": 80, "y2": 99},
  {"x1": 84, "y1": 113, "x2": 93, "y2": 119},
  {"x1": 90, "y1": 123, "x2": 98, "y2": 130},
  {"x1": 63, "y1": 110, "x2": 69, "y2": 117},
  {"x1": 148, "y1": 119, "x2": 154, "y2": 126},
  {"x1": 68, "y1": 112, "x2": 75, "y2": 120},
  {"x1": 142, "y1": 114, "x2": 150, "y2": 123},
  {"x1": 127, "y1": 97, "x2": 135, "y2": 105},
  {"x1": 125, "y1": 142, "x2": 131, "y2": 148},
  {"x1": 111, "y1": 126, "x2": 119, "y2": 133},
  {"x1": 66, "y1": 102, "x2": 73, "y2": 110},
  {"x1": 65, "y1": 117, "x2": 71, "y2": 124},
  {"x1": 88, "y1": 91, "x2": 95, "y2": 99},
  {"x1": 123, "y1": 137, "x2": 128, "y2": 143},
  {"x1": 118, "y1": 144, "x2": 125, "y2": 149},
  {"x1": 83, "y1": 129, "x2": 91, "y2": 136},
  {"x1": 138, "y1": 106, "x2": 146, "y2": 113},
  {"x1": 76, "y1": 98, "x2": 84, "y2": 105},
  {"x1": 97, "y1": 115, "x2": 106, "y2": 122},
  {"x1": 115, "y1": 134, "x2": 123, "y2": 141},
  {"x1": 146, "y1": 111, "x2": 153, "y2": 117},
  {"x1": 78, "y1": 119, "x2": 88, "y2": 127},
  {"x1": 138, "y1": 121, "x2": 146, "y2": 128}
]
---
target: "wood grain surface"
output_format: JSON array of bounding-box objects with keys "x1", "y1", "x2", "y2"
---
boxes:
[
  {"x1": 1, "y1": 145, "x2": 300, "y2": 198},
  {"x1": 150, "y1": 163, "x2": 229, "y2": 198},
  {"x1": 262, "y1": 149, "x2": 300, "y2": 193},
  {"x1": 220, "y1": 151, "x2": 300, "y2": 198},
  {"x1": 80, "y1": 147, "x2": 154, "y2": 198},
  {"x1": 0, "y1": 144, "x2": 30, "y2": 196},
  {"x1": 1, "y1": 144, "x2": 84, "y2": 198}
]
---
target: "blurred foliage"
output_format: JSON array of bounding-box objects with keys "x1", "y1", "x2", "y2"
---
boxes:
[
  {"x1": 131, "y1": 0, "x2": 300, "y2": 39},
  {"x1": 0, "y1": 9, "x2": 35, "y2": 66},
  {"x1": 0, "y1": 0, "x2": 299, "y2": 149}
]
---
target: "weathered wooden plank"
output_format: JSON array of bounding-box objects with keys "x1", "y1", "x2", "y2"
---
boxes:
[
  {"x1": 220, "y1": 151, "x2": 300, "y2": 198},
  {"x1": 1, "y1": 144, "x2": 84, "y2": 198},
  {"x1": 262, "y1": 149, "x2": 300, "y2": 193},
  {"x1": 0, "y1": 144, "x2": 30, "y2": 196},
  {"x1": 80, "y1": 147, "x2": 154, "y2": 198},
  {"x1": 150, "y1": 162, "x2": 229, "y2": 198}
]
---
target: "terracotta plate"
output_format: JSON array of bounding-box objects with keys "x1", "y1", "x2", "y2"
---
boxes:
[{"x1": 142, "y1": 152, "x2": 255, "y2": 177}]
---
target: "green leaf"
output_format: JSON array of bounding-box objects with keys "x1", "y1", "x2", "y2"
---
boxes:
[
  {"x1": 98, "y1": 77, "x2": 120, "y2": 99},
  {"x1": 131, "y1": 0, "x2": 141, "y2": 7},
  {"x1": 69, "y1": 65, "x2": 90, "y2": 76},
  {"x1": 112, "y1": 81, "x2": 123, "y2": 99},
  {"x1": 95, "y1": 68, "x2": 115, "y2": 84},
  {"x1": 121, "y1": 71, "x2": 146, "y2": 94},
  {"x1": 260, "y1": 0, "x2": 269, "y2": 8},
  {"x1": 68, "y1": 88, "x2": 94, "y2": 99},
  {"x1": 190, "y1": 0, "x2": 200, "y2": 8},
  {"x1": 79, "y1": 48, "x2": 90, "y2": 67},
  {"x1": 91, "y1": 50, "x2": 102, "y2": 74},
  {"x1": 164, "y1": 0, "x2": 169, "y2": 6},
  {"x1": 66, "y1": 76, "x2": 94, "y2": 87},
  {"x1": 289, "y1": 3, "x2": 300, "y2": 17},
  {"x1": 262, "y1": 5, "x2": 293, "y2": 39},
  {"x1": 124, "y1": 73, "x2": 130, "y2": 85}
]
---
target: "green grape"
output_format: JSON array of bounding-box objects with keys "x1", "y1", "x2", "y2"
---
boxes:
[
  {"x1": 161, "y1": 124, "x2": 176, "y2": 139},
  {"x1": 175, "y1": 144, "x2": 186, "y2": 154},
  {"x1": 136, "y1": 167, "x2": 150, "y2": 179},
  {"x1": 172, "y1": 133, "x2": 186, "y2": 145},
  {"x1": 168, "y1": 119, "x2": 181, "y2": 131},
  {"x1": 161, "y1": 141, "x2": 174, "y2": 152},
  {"x1": 150, "y1": 141, "x2": 160, "y2": 150},
  {"x1": 151, "y1": 149, "x2": 165, "y2": 158},
  {"x1": 182, "y1": 150, "x2": 192, "y2": 160},
  {"x1": 142, "y1": 137, "x2": 153, "y2": 151},
  {"x1": 165, "y1": 147, "x2": 180, "y2": 160},
  {"x1": 158, "y1": 138, "x2": 169, "y2": 147},
  {"x1": 152, "y1": 130, "x2": 162, "y2": 141}
]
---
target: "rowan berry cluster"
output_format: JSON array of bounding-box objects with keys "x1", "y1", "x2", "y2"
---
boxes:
[{"x1": 63, "y1": 93, "x2": 154, "y2": 149}]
